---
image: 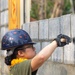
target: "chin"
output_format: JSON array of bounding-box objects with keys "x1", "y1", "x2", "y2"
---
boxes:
[{"x1": 31, "y1": 55, "x2": 36, "y2": 59}]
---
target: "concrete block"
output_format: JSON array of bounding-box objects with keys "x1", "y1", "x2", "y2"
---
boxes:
[
  {"x1": 0, "y1": 27, "x2": 1, "y2": 41},
  {"x1": 34, "y1": 42, "x2": 41, "y2": 53},
  {"x1": 4, "y1": 0, "x2": 8, "y2": 9},
  {"x1": 49, "y1": 17, "x2": 60, "y2": 39},
  {"x1": 52, "y1": 47, "x2": 63, "y2": 63},
  {"x1": 30, "y1": 21, "x2": 39, "y2": 39},
  {"x1": 0, "y1": 56, "x2": 1, "y2": 75},
  {"x1": 0, "y1": 0, "x2": 4, "y2": 11},
  {"x1": 0, "y1": 46, "x2": 1, "y2": 55},
  {"x1": 0, "y1": 12, "x2": 1, "y2": 25},
  {"x1": 1, "y1": 27, "x2": 8, "y2": 40},
  {"x1": 0, "y1": 0, "x2": 8, "y2": 11},
  {"x1": 60, "y1": 14, "x2": 71, "y2": 36},
  {"x1": 71, "y1": 14, "x2": 75, "y2": 38},
  {"x1": 23, "y1": 23, "x2": 30, "y2": 34},
  {"x1": 1, "y1": 10, "x2": 8, "y2": 25},
  {"x1": 1, "y1": 12, "x2": 4, "y2": 25},
  {"x1": 64, "y1": 43, "x2": 75, "y2": 64},
  {"x1": 41, "y1": 42, "x2": 50, "y2": 48},
  {"x1": 0, "y1": 50, "x2": 7, "y2": 57},
  {"x1": 0, "y1": 2, "x2": 1, "y2": 11},
  {"x1": 60, "y1": 14, "x2": 75, "y2": 64},
  {"x1": 39, "y1": 19, "x2": 48, "y2": 40},
  {"x1": 0, "y1": 42, "x2": 1, "y2": 49}
]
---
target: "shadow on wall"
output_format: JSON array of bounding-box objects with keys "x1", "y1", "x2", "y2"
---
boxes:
[
  {"x1": 60, "y1": 66, "x2": 67, "y2": 75},
  {"x1": 37, "y1": 61, "x2": 67, "y2": 75},
  {"x1": 37, "y1": 61, "x2": 75, "y2": 75}
]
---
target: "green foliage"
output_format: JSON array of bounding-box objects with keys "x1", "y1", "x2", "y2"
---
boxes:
[
  {"x1": 63, "y1": 0, "x2": 72, "y2": 15},
  {"x1": 30, "y1": 0, "x2": 72, "y2": 20},
  {"x1": 30, "y1": 1, "x2": 39, "y2": 20},
  {"x1": 46, "y1": 0, "x2": 54, "y2": 18}
]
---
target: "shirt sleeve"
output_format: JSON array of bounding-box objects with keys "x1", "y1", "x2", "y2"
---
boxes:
[{"x1": 10, "y1": 60, "x2": 32, "y2": 75}]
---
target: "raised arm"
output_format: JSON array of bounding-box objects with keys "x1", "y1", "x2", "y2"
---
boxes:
[
  {"x1": 31, "y1": 34, "x2": 71, "y2": 71},
  {"x1": 31, "y1": 40, "x2": 57, "y2": 71}
]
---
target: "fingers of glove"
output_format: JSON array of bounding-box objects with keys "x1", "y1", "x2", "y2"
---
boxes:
[
  {"x1": 57, "y1": 34, "x2": 67, "y2": 42},
  {"x1": 66, "y1": 37, "x2": 71, "y2": 44},
  {"x1": 61, "y1": 42, "x2": 66, "y2": 46},
  {"x1": 58, "y1": 41, "x2": 66, "y2": 47},
  {"x1": 57, "y1": 34, "x2": 63, "y2": 38},
  {"x1": 55, "y1": 34, "x2": 65, "y2": 46},
  {"x1": 55, "y1": 34, "x2": 71, "y2": 47},
  {"x1": 57, "y1": 34, "x2": 64, "y2": 42},
  {"x1": 56, "y1": 34, "x2": 71, "y2": 47},
  {"x1": 62, "y1": 35, "x2": 71, "y2": 44}
]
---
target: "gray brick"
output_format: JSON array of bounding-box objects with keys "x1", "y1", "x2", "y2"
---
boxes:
[
  {"x1": 0, "y1": 50, "x2": 7, "y2": 57},
  {"x1": 0, "y1": 2, "x2": 1, "y2": 11},
  {"x1": 1, "y1": 10, "x2": 8, "y2": 25},
  {"x1": 49, "y1": 17, "x2": 60, "y2": 39},
  {"x1": 64, "y1": 43, "x2": 75, "y2": 64},
  {"x1": 34, "y1": 42, "x2": 41, "y2": 53},
  {"x1": 23, "y1": 23, "x2": 30, "y2": 34},
  {"x1": 52, "y1": 47, "x2": 63, "y2": 63},
  {"x1": 0, "y1": 0, "x2": 8, "y2": 11},
  {"x1": 30, "y1": 21, "x2": 39, "y2": 39},
  {"x1": 0, "y1": 42, "x2": 1, "y2": 49},
  {"x1": 41, "y1": 42, "x2": 50, "y2": 48},
  {"x1": 0, "y1": 12, "x2": 1, "y2": 25},
  {"x1": 4, "y1": 0, "x2": 8, "y2": 9},
  {"x1": 1, "y1": 27, "x2": 8, "y2": 39},
  {"x1": 71, "y1": 14, "x2": 75, "y2": 38},
  {"x1": 60, "y1": 14, "x2": 75, "y2": 64},
  {"x1": 60, "y1": 14, "x2": 71, "y2": 36},
  {"x1": 39, "y1": 19, "x2": 48, "y2": 40},
  {"x1": 1, "y1": 12, "x2": 4, "y2": 25},
  {"x1": 0, "y1": 27, "x2": 1, "y2": 41}
]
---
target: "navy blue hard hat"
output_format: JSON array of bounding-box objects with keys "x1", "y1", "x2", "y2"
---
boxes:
[{"x1": 1, "y1": 29, "x2": 35, "y2": 50}]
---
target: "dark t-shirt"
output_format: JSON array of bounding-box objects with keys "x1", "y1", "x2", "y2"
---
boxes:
[{"x1": 10, "y1": 60, "x2": 37, "y2": 75}]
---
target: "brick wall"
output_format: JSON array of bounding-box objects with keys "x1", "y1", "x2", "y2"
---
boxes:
[
  {"x1": 23, "y1": 14, "x2": 75, "y2": 65},
  {"x1": 0, "y1": 0, "x2": 75, "y2": 75},
  {"x1": 22, "y1": 14, "x2": 75, "y2": 75}
]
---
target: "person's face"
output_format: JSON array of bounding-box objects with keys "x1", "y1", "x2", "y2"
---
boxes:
[{"x1": 17, "y1": 44, "x2": 36, "y2": 59}]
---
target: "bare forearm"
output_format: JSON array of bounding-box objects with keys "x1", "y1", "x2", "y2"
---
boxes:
[
  {"x1": 31, "y1": 40, "x2": 57, "y2": 71},
  {"x1": 38, "y1": 40, "x2": 57, "y2": 61},
  {"x1": 31, "y1": 34, "x2": 71, "y2": 71}
]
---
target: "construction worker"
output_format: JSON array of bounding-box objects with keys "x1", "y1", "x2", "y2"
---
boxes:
[{"x1": 1, "y1": 29, "x2": 71, "y2": 75}]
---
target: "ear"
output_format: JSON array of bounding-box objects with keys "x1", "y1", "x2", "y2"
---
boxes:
[{"x1": 18, "y1": 50, "x2": 25, "y2": 57}]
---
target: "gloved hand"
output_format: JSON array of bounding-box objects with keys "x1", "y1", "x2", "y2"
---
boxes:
[{"x1": 54, "y1": 34, "x2": 71, "y2": 47}]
